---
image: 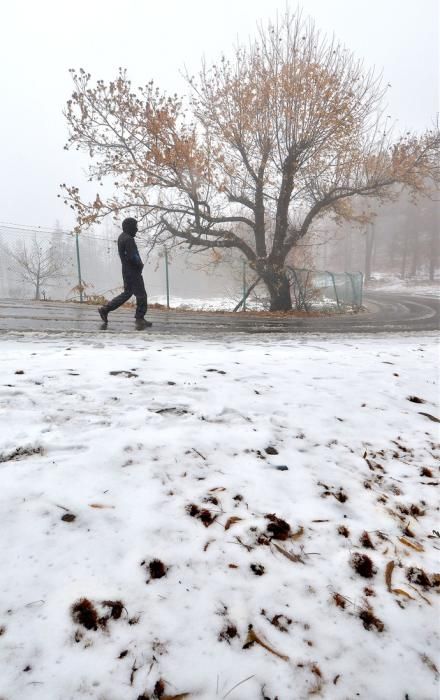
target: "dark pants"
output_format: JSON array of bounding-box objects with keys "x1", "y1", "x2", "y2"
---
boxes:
[{"x1": 103, "y1": 269, "x2": 148, "y2": 319}]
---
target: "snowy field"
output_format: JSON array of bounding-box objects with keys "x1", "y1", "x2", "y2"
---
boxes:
[{"x1": 0, "y1": 332, "x2": 439, "y2": 700}]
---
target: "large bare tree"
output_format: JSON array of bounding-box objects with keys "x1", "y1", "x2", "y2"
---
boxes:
[
  {"x1": 61, "y1": 11, "x2": 439, "y2": 310},
  {"x1": 2, "y1": 234, "x2": 66, "y2": 300}
]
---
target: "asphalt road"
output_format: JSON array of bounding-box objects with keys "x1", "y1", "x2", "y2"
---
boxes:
[{"x1": 0, "y1": 292, "x2": 438, "y2": 335}]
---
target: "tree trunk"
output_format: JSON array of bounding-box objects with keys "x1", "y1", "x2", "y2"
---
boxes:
[
  {"x1": 410, "y1": 228, "x2": 419, "y2": 277},
  {"x1": 262, "y1": 268, "x2": 292, "y2": 311},
  {"x1": 364, "y1": 223, "x2": 375, "y2": 283},
  {"x1": 388, "y1": 230, "x2": 400, "y2": 275},
  {"x1": 429, "y1": 226, "x2": 439, "y2": 281},
  {"x1": 400, "y1": 229, "x2": 409, "y2": 279}
]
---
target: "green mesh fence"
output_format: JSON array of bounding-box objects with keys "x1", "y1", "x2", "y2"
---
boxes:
[
  {"x1": 0, "y1": 225, "x2": 363, "y2": 312},
  {"x1": 287, "y1": 267, "x2": 363, "y2": 311}
]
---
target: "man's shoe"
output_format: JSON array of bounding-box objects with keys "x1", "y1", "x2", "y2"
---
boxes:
[
  {"x1": 98, "y1": 307, "x2": 108, "y2": 323},
  {"x1": 135, "y1": 319, "x2": 153, "y2": 330}
]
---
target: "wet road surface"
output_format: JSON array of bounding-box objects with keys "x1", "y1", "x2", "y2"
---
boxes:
[{"x1": 0, "y1": 292, "x2": 438, "y2": 336}]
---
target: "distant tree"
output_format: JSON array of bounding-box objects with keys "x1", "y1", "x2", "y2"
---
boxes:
[
  {"x1": 2, "y1": 234, "x2": 66, "y2": 300},
  {"x1": 428, "y1": 201, "x2": 440, "y2": 281},
  {"x1": 61, "y1": 11, "x2": 439, "y2": 311}
]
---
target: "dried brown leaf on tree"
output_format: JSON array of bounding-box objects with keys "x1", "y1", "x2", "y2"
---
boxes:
[{"x1": 62, "y1": 8, "x2": 440, "y2": 315}]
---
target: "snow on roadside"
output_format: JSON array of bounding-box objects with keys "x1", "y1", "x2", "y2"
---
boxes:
[
  {"x1": 367, "y1": 277, "x2": 440, "y2": 298},
  {"x1": 149, "y1": 295, "x2": 239, "y2": 311},
  {"x1": 0, "y1": 333, "x2": 438, "y2": 700}
]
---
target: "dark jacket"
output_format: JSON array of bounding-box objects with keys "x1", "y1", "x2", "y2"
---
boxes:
[{"x1": 117, "y1": 231, "x2": 143, "y2": 274}]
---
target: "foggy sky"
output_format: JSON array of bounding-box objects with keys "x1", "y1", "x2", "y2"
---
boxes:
[{"x1": 0, "y1": 0, "x2": 438, "y2": 232}]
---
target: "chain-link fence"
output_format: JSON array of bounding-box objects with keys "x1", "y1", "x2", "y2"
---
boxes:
[
  {"x1": 234, "y1": 266, "x2": 363, "y2": 311},
  {"x1": 0, "y1": 224, "x2": 363, "y2": 311},
  {"x1": 287, "y1": 267, "x2": 363, "y2": 311},
  {"x1": 0, "y1": 224, "x2": 236, "y2": 306},
  {"x1": 0, "y1": 225, "x2": 121, "y2": 301}
]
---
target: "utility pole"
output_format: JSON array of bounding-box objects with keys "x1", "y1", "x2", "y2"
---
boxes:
[
  {"x1": 164, "y1": 247, "x2": 170, "y2": 309},
  {"x1": 75, "y1": 232, "x2": 83, "y2": 303},
  {"x1": 242, "y1": 260, "x2": 247, "y2": 311}
]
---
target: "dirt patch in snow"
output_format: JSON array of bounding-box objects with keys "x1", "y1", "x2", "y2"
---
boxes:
[
  {"x1": 0, "y1": 445, "x2": 44, "y2": 463},
  {"x1": 71, "y1": 598, "x2": 126, "y2": 631},
  {"x1": 351, "y1": 553, "x2": 377, "y2": 578},
  {"x1": 186, "y1": 503, "x2": 216, "y2": 527}
]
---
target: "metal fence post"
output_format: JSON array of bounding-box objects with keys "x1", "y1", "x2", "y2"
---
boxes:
[
  {"x1": 164, "y1": 247, "x2": 170, "y2": 309},
  {"x1": 75, "y1": 232, "x2": 83, "y2": 303},
  {"x1": 242, "y1": 260, "x2": 247, "y2": 311},
  {"x1": 347, "y1": 272, "x2": 359, "y2": 309},
  {"x1": 328, "y1": 271, "x2": 340, "y2": 310}
]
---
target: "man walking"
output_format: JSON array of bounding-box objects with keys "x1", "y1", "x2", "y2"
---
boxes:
[{"x1": 99, "y1": 217, "x2": 152, "y2": 329}]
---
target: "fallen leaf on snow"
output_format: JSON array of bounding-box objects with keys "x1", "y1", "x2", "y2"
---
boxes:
[
  {"x1": 399, "y1": 537, "x2": 424, "y2": 552},
  {"x1": 243, "y1": 625, "x2": 289, "y2": 661},
  {"x1": 385, "y1": 561, "x2": 395, "y2": 592},
  {"x1": 407, "y1": 395, "x2": 426, "y2": 404},
  {"x1": 420, "y1": 654, "x2": 439, "y2": 677},
  {"x1": 290, "y1": 525, "x2": 304, "y2": 540},
  {"x1": 359, "y1": 607, "x2": 385, "y2": 632},
  {"x1": 109, "y1": 370, "x2": 138, "y2": 378},
  {"x1": 393, "y1": 588, "x2": 415, "y2": 599},
  {"x1": 265, "y1": 513, "x2": 291, "y2": 540},
  {"x1": 224, "y1": 516, "x2": 243, "y2": 530},
  {"x1": 272, "y1": 542, "x2": 304, "y2": 563},
  {"x1": 418, "y1": 411, "x2": 440, "y2": 423},
  {"x1": 61, "y1": 513, "x2": 76, "y2": 522},
  {"x1": 333, "y1": 593, "x2": 346, "y2": 609}
]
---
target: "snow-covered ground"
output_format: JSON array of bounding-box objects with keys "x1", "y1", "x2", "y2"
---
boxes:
[
  {"x1": 150, "y1": 277, "x2": 440, "y2": 312},
  {"x1": 149, "y1": 295, "x2": 339, "y2": 312},
  {"x1": 149, "y1": 295, "x2": 240, "y2": 311},
  {"x1": 367, "y1": 275, "x2": 440, "y2": 298},
  {"x1": 0, "y1": 332, "x2": 439, "y2": 700}
]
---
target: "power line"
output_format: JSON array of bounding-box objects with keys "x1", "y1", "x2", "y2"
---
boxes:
[
  {"x1": 0, "y1": 220, "x2": 72, "y2": 235},
  {"x1": 0, "y1": 222, "x2": 116, "y2": 243}
]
